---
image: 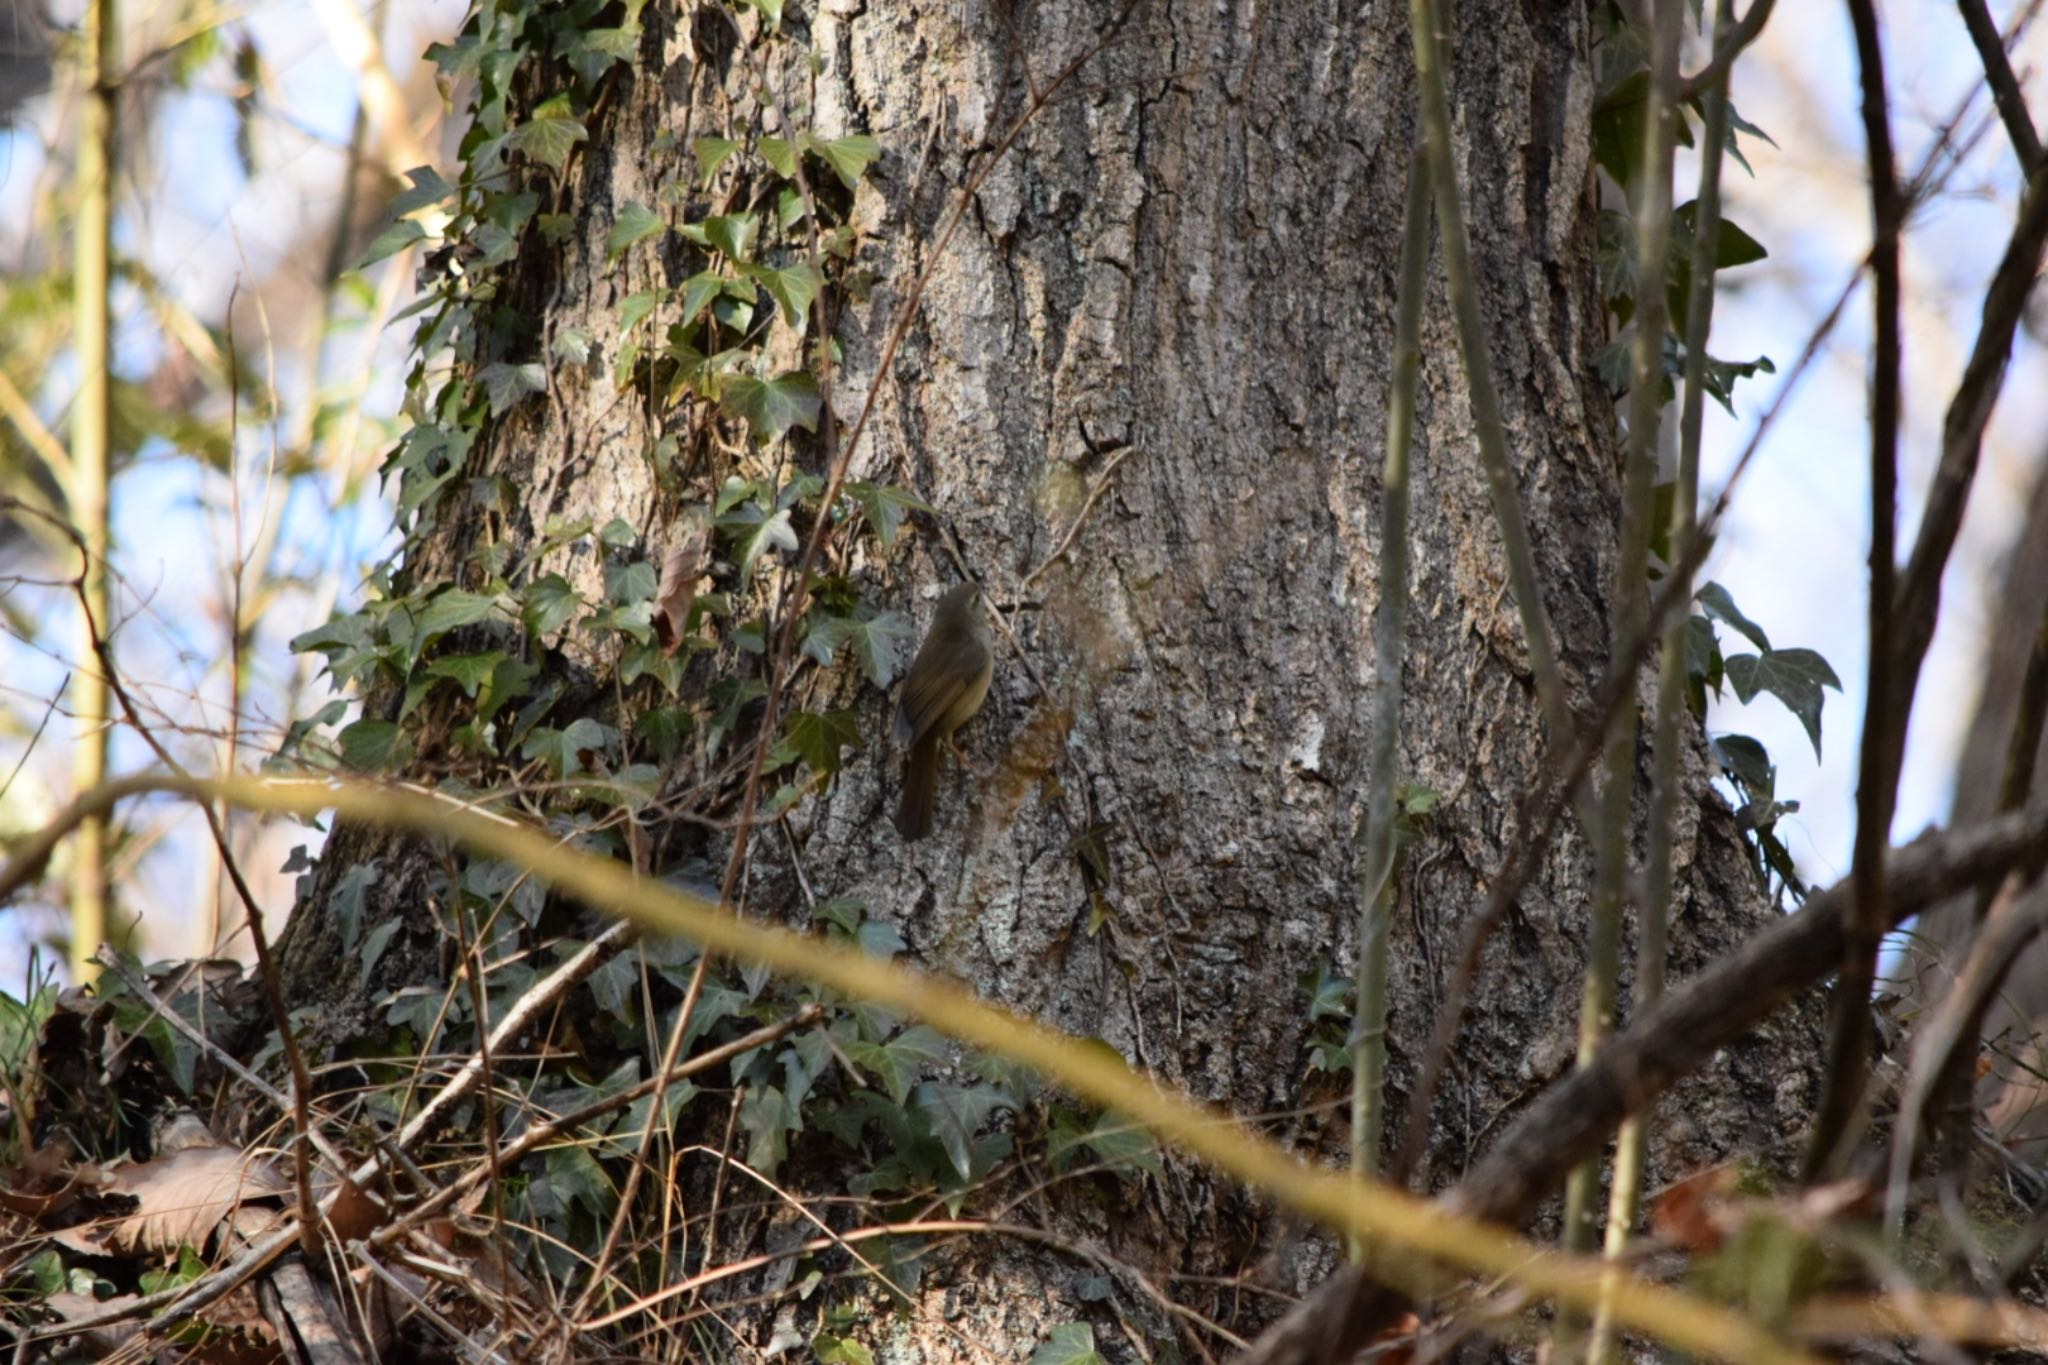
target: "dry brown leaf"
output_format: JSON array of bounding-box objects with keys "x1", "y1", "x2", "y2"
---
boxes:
[
  {"x1": 653, "y1": 517, "x2": 709, "y2": 656},
  {"x1": 53, "y1": 1142, "x2": 287, "y2": 1256},
  {"x1": 0, "y1": 1140, "x2": 104, "y2": 1219},
  {"x1": 1649, "y1": 1162, "x2": 1742, "y2": 1254}
]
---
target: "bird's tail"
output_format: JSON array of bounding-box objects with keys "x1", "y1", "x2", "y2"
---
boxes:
[{"x1": 898, "y1": 735, "x2": 939, "y2": 841}]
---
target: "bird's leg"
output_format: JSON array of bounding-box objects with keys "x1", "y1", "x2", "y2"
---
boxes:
[{"x1": 946, "y1": 735, "x2": 992, "y2": 780}]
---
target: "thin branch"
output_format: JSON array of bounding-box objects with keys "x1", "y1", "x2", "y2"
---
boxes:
[
  {"x1": 0, "y1": 772, "x2": 1825, "y2": 1365},
  {"x1": 1022, "y1": 443, "x2": 1137, "y2": 590},
  {"x1": 1238, "y1": 800, "x2": 2048, "y2": 1365},
  {"x1": 1906, "y1": 579, "x2": 2048, "y2": 1204},
  {"x1": 1884, "y1": 873, "x2": 2048, "y2": 1245},
  {"x1": 1407, "y1": 0, "x2": 1576, "y2": 750},
  {"x1": 1807, "y1": 0, "x2": 1907, "y2": 1183},
  {"x1": 1674, "y1": 0, "x2": 1776, "y2": 102},
  {"x1": 67, "y1": 0, "x2": 117, "y2": 986},
  {"x1": 368, "y1": 1004, "x2": 824, "y2": 1250},
  {"x1": 1452, "y1": 805, "x2": 2048, "y2": 1224},
  {"x1": 1350, "y1": 148, "x2": 1430, "y2": 1199},
  {"x1": 1892, "y1": 160, "x2": 2048, "y2": 723},
  {"x1": 1957, "y1": 0, "x2": 2041, "y2": 169}
]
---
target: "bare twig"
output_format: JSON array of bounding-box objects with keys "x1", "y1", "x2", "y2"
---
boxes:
[
  {"x1": 1239, "y1": 801, "x2": 2048, "y2": 1365},
  {"x1": 1807, "y1": 0, "x2": 1907, "y2": 1184},
  {"x1": 1022, "y1": 443, "x2": 1138, "y2": 590},
  {"x1": 1957, "y1": 0, "x2": 2041, "y2": 168},
  {"x1": 1674, "y1": 0, "x2": 1776, "y2": 101},
  {"x1": 1891, "y1": 160, "x2": 2048, "y2": 722},
  {"x1": 1885, "y1": 873, "x2": 2048, "y2": 1244},
  {"x1": 369, "y1": 1005, "x2": 824, "y2": 1251}
]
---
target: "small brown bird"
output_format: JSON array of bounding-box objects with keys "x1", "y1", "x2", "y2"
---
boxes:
[{"x1": 894, "y1": 582, "x2": 994, "y2": 840}]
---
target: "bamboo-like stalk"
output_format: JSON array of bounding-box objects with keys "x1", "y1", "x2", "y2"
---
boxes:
[
  {"x1": 1350, "y1": 151, "x2": 1431, "y2": 1211},
  {"x1": 1559, "y1": 0, "x2": 1683, "y2": 1354},
  {"x1": 1590, "y1": 2, "x2": 1740, "y2": 1358},
  {"x1": 67, "y1": 0, "x2": 118, "y2": 986}
]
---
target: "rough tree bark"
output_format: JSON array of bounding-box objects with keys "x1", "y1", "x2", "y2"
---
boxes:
[{"x1": 277, "y1": 0, "x2": 1822, "y2": 1354}]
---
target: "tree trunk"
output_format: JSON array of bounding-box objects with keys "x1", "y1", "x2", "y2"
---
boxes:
[{"x1": 278, "y1": 0, "x2": 1823, "y2": 1354}]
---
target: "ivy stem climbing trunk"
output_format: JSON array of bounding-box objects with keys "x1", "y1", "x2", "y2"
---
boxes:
[
  {"x1": 1349, "y1": 149, "x2": 1430, "y2": 1214},
  {"x1": 68, "y1": 0, "x2": 118, "y2": 986},
  {"x1": 1591, "y1": 1, "x2": 1736, "y2": 1357},
  {"x1": 1562, "y1": 0, "x2": 1680, "y2": 1354}
]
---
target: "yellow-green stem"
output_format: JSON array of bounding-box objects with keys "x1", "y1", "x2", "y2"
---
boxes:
[
  {"x1": 1350, "y1": 150, "x2": 1431, "y2": 1226},
  {"x1": 68, "y1": 0, "x2": 118, "y2": 985}
]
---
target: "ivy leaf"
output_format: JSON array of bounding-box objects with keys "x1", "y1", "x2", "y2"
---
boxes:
[
  {"x1": 1029, "y1": 1324, "x2": 1106, "y2": 1365},
  {"x1": 388, "y1": 164, "x2": 454, "y2": 216},
  {"x1": 747, "y1": 260, "x2": 822, "y2": 326},
  {"x1": 694, "y1": 135, "x2": 737, "y2": 183},
  {"x1": 523, "y1": 574, "x2": 582, "y2": 640},
  {"x1": 721, "y1": 504, "x2": 798, "y2": 587},
  {"x1": 859, "y1": 919, "x2": 906, "y2": 959},
  {"x1": 1723, "y1": 648, "x2": 1842, "y2": 760},
  {"x1": 507, "y1": 93, "x2": 587, "y2": 171},
  {"x1": 845, "y1": 480, "x2": 931, "y2": 549},
  {"x1": 478, "y1": 361, "x2": 546, "y2": 417},
  {"x1": 1710, "y1": 733, "x2": 1774, "y2": 796},
  {"x1": 424, "y1": 650, "x2": 504, "y2": 698},
  {"x1": 619, "y1": 288, "x2": 668, "y2": 333},
  {"x1": 846, "y1": 1025, "x2": 946, "y2": 1106},
  {"x1": 607, "y1": 200, "x2": 665, "y2": 262},
  {"x1": 1696, "y1": 581, "x2": 1770, "y2": 651},
  {"x1": 912, "y1": 1082, "x2": 1008, "y2": 1181},
  {"x1": 803, "y1": 608, "x2": 917, "y2": 688},
  {"x1": 718, "y1": 371, "x2": 821, "y2": 442},
  {"x1": 703, "y1": 211, "x2": 761, "y2": 262},
  {"x1": 355, "y1": 217, "x2": 426, "y2": 269},
  {"x1": 813, "y1": 1333, "x2": 876, "y2": 1365},
  {"x1": 679, "y1": 271, "x2": 726, "y2": 328},
  {"x1": 758, "y1": 135, "x2": 796, "y2": 178},
  {"x1": 1298, "y1": 962, "x2": 1351, "y2": 1024},
  {"x1": 1700, "y1": 350, "x2": 1776, "y2": 414},
  {"x1": 774, "y1": 709, "x2": 861, "y2": 781},
  {"x1": 414, "y1": 588, "x2": 503, "y2": 643},
  {"x1": 743, "y1": 0, "x2": 784, "y2": 30},
  {"x1": 522, "y1": 716, "x2": 612, "y2": 778},
  {"x1": 605, "y1": 559, "x2": 659, "y2": 607},
  {"x1": 479, "y1": 655, "x2": 538, "y2": 727},
  {"x1": 739, "y1": 1085, "x2": 795, "y2": 1175},
  {"x1": 1674, "y1": 201, "x2": 1768, "y2": 268},
  {"x1": 339, "y1": 720, "x2": 413, "y2": 772},
  {"x1": 807, "y1": 132, "x2": 880, "y2": 189},
  {"x1": 561, "y1": 25, "x2": 639, "y2": 87},
  {"x1": 553, "y1": 327, "x2": 593, "y2": 364}
]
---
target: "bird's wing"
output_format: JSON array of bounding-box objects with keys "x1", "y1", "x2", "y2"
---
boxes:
[{"x1": 892, "y1": 642, "x2": 962, "y2": 749}]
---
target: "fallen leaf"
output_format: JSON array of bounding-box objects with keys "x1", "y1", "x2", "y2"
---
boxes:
[
  {"x1": 1650, "y1": 1162, "x2": 1742, "y2": 1254},
  {"x1": 53, "y1": 1141, "x2": 288, "y2": 1256}
]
